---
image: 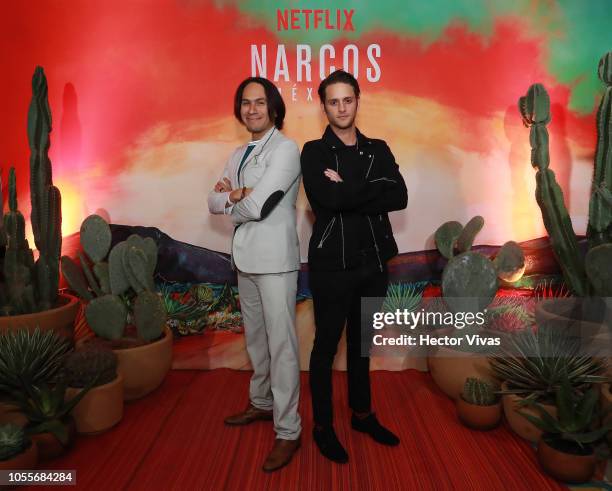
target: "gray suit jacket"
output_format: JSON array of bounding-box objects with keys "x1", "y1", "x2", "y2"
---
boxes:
[{"x1": 208, "y1": 127, "x2": 301, "y2": 274}]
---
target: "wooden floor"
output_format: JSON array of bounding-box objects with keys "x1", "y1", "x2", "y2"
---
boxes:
[{"x1": 22, "y1": 369, "x2": 580, "y2": 490}]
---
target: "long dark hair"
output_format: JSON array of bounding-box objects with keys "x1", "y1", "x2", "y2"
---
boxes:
[{"x1": 234, "y1": 77, "x2": 286, "y2": 130}]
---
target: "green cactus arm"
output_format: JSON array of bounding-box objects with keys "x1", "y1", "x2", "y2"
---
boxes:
[
  {"x1": 78, "y1": 251, "x2": 103, "y2": 297},
  {"x1": 108, "y1": 242, "x2": 131, "y2": 296},
  {"x1": 434, "y1": 221, "x2": 463, "y2": 260},
  {"x1": 134, "y1": 290, "x2": 167, "y2": 342},
  {"x1": 60, "y1": 256, "x2": 93, "y2": 301},
  {"x1": 85, "y1": 295, "x2": 127, "y2": 340},
  {"x1": 494, "y1": 241, "x2": 525, "y2": 283},
  {"x1": 80, "y1": 215, "x2": 112, "y2": 263},
  {"x1": 94, "y1": 262, "x2": 111, "y2": 295},
  {"x1": 535, "y1": 169, "x2": 587, "y2": 296},
  {"x1": 456, "y1": 216, "x2": 484, "y2": 253}
]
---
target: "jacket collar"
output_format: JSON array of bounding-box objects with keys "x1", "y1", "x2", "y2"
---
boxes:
[
  {"x1": 242, "y1": 125, "x2": 278, "y2": 166},
  {"x1": 322, "y1": 125, "x2": 372, "y2": 151}
]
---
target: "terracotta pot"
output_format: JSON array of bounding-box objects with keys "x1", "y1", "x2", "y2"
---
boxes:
[
  {"x1": 30, "y1": 418, "x2": 76, "y2": 461},
  {"x1": 427, "y1": 346, "x2": 496, "y2": 400},
  {"x1": 0, "y1": 293, "x2": 80, "y2": 341},
  {"x1": 0, "y1": 440, "x2": 38, "y2": 470},
  {"x1": 66, "y1": 373, "x2": 124, "y2": 434},
  {"x1": 0, "y1": 401, "x2": 28, "y2": 428},
  {"x1": 456, "y1": 397, "x2": 502, "y2": 430},
  {"x1": 537, "y1": 437, "x2": 596, "y2": 484},
  {"x1": 501, "y1": 381, "x2": 557, "y2": 443},
  {"x1": 114, "y1": 327, "x2": 173, "y2": 401}
]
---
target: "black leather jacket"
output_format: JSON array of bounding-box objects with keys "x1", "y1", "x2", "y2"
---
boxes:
[{"x1": 301, "y1": 126, "x2": 408, "y2": 272}]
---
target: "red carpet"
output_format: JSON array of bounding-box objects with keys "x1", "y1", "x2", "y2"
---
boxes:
[{"x1": 25, "y1": 369, "x2": 567, "y2": 490}]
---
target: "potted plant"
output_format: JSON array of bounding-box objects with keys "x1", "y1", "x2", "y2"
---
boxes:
[
  {"x1": 491, "y1": 325, "x2": 607, "y2": 442},
  {"x1": 61, "y1": 214, "x2": 171, "y2": 400},
  {"x1": 10, "y1": 380, "x2": 94, "y2": 460},
  {"x1": 0, "y1": 67, "x2": 79, "y2": 338},
  {"x1": 0, "y1": 328, "x2": 71, "y2": 426},
  {"x1": 426, "y1": 216, "x2": 526, "y2": 399},
  {"x1": 64, "y1": 343, "x2": 123, "y2": 434},
  {"x1": 0, "y1": 424, "x2": 38, "y2": 472},
  {"x1": 519, "y1": 375, "x2": 611, "y2": 484},
  {"x1": 456, "y1": 377, "x2": 502, "y2": 430}
]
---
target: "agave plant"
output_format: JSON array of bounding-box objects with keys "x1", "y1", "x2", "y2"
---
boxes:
[
  {"x1": 519, "y1": 373, "x2": 611, "y2": 450},
  {"x1": 383, "y1": 282, "x2": 425, "y2": 313},
  {"x1": 0, "y1": 327, "x2": 72, "y2": 394},
  {"x1": 0, "y1": 424, "x2": 29, "y2": 461},
  {"x1": 491, "y1": 325, "x2": 607, "y2": 403},
  {"x1": 11, "y1": 379, "x2": 96, "y2": 445}
]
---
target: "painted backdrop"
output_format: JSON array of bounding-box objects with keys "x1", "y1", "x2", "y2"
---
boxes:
[{"x1": 1, "y1": 1, "x2": 610, "y2": 259}]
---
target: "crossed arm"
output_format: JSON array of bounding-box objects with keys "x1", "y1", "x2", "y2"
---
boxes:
[{"x1": 207, "y1": 141, "x2": 301, "y2": 224}]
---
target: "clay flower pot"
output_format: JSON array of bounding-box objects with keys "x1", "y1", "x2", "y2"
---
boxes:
[
  {"x1": 114, "y1": 327, "x2": 173, "y2": 401},
  {"x1": 501, "y1": 381, "x2": 557, "y2": 442},
  {"x1": 30, "y1": 418, "x2": 76, "y2": 461},
  {"x1": 0, "y1": 293, "x2": 80, "y2": 341},
  {"x1": 537, "y1": 436, "x2": 596, "y2": 484},
  {"x1": 66, "y1": 373, "x2": 124, "y2": 434},
  {"x1": 456, "y1": 397, "x2": 502, "y2": 430}
]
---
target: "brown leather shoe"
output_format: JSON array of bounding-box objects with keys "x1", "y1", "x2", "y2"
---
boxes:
[
  {"x1": 224, "y1": 404, "x2": 273, "y2": 426},
  {"x1": 262, "y1": 437, "x2": 301, "y2": 472}
]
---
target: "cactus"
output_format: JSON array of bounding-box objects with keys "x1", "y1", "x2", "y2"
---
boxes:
[
  {"x1": 0, "y1": 67, "x2": 63, "y2": 316},
  {"x1": 587, "y1": 52, "x2": 612, "y2": 247},
  {"x1": 462, "y1": 378, "x2": 497, "y2": 406},
  {"x1": 520, "y1": 55, "x2": 612, "y2": 295},
  {"x1": 435, "y1": 217, "x2": 525, "y2": 315},
  {"x1": 28, "y1": 67, "x2": 62, "y2": 311},
  {"x1": 493, "y1": 241, "x2": 525, "y2": 282},
  {"x1": 0, "y1": 424, "x2": 28, "y2": 461},
  {"x1": 63, "y1": 344, "x2": 117, "y2": 388},
  {"x1": 62, "y1": 214, "x2": 167, "y2": 342},
  {"x1": 519, "y1": 83, "x2": 588, "y2": 296}
]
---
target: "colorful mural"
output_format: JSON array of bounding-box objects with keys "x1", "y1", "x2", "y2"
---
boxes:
[{"x1": 1, "y1": 1, "x2": 610, "y2": 256}]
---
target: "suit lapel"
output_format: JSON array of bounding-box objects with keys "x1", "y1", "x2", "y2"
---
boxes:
[{"x1": 242, "y1": 126, "x2": 277, "y2": 168}]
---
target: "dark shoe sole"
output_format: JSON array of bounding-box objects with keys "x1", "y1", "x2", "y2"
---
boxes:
[{"x1": 224, "y1": 414, "x2": 273, "y2": 426}]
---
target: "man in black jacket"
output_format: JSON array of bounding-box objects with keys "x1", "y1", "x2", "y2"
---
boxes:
[{"x1": 301, "y1": 70, "x2": 408, "y2": 463}]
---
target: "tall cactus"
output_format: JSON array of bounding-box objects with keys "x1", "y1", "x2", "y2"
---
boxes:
[
  {"x1": 588, "y1": 52, "x2": 612, "y2": 247},
  {"x1": 27, "y1": 67, "x2": 61, "y2": 311},
  {"x1": 3, "y1": 168, "x2": 36, "y2": 314},
  {"x1": 518, "y1": 83, "x2": 588, "y2": 296}
]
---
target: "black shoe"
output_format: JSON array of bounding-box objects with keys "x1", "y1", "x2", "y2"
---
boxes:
[
  {"x1": 351, "y1": 413, "x2": 400, "y2": 446},
  {"x1": 313, "y1": 426, "x2": 348, "y2": 463}
]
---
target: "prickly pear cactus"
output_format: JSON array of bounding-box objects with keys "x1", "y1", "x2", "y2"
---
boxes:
[
  {"x1": 442, "y1": 251, "x2": 498, "y2": 314},
  {"x1": 134, "y1": 290, "x2": 166, "y2": 342},
  {"x1": 434, "y1": 221, "x2": 463, "y2": 260},
  {"x1": 456, "y1": 216, "x2": 484, "y2": 253},
  {"x1": 85, "y1": 294, "x2": 128, "y2": 340},
  {"x1": 494, "y1": 241, "x2": 526, "y2": 283}
]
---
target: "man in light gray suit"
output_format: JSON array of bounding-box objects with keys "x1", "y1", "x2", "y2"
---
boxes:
[{"x1": 207, "y1": 77, "x2": 301, "y2": 472}]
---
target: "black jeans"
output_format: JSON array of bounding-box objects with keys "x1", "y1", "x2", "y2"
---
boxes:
[{"x1": 309, "y1": 259, "x2": 388, "y2": 427}]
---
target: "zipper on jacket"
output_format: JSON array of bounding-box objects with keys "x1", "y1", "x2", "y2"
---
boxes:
[
  {"x1": 367, "y1": 216, "x2": 383, "y2": 272},
  {"x1": 334, "y1": 152, "x2": 346, "y2": 269},
  {"x1": 318, "y1": 216, "x2": 336, "y2": 248},
  {"x1": 365, "y1": 154, "x2": 375, "y2": 179}
]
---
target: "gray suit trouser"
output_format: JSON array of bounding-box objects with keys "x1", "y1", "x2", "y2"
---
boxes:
[{"x1": 237, "y1": 269, "x2": 301, "y2": 440}]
